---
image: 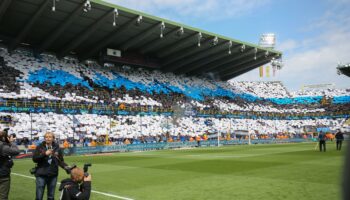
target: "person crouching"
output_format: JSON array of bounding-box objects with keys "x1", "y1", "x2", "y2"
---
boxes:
[{"x1": 59, "y1": 167, "x2": 91, "y2": 200}]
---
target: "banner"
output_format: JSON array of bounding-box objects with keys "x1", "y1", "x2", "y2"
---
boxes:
[
  {"x1": 66, "y1": 139, "x2": 309, "y2": 155},
  {"x1": 266, "y1": 66, "x2": 270, "y2": 78},
  {"x1": 259, "y1": 66, "x2": 264, "y2": 77}
]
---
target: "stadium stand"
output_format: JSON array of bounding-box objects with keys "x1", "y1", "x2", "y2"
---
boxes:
[
  {"x1": 229, "y1": 81, "x2": 291, "y2": 98},
  {"x1": 0, "y1": 0, "x2": 349, "y2": 146},
  {"x1": 0, "y1": 47, "x2": 349, "y2": 143}
]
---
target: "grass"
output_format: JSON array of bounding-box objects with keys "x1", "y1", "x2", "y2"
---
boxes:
[{"x1": 9, "y1": 142, "x2": 347, "y2": 200}]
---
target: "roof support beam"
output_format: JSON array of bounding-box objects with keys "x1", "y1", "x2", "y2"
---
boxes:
[
  {"x1": 57, "y1": 8, "x2": 114, "y2": 58},
  {"x1": 189, "y1": 47, "x2": 254, "y2": 75},
  {"x1": 140, "y1": 27, "x2": 183, "y2": 54},
  {"x1": 162, "y1": 37, "x2": 215, "y2": 68},
  {"x1": 8, "y1": 0, "x2": 49, "y2": 52},
  {"x1": 79, "y1": 15, "x2": 140, "y2": 61},
  {"x1": 0, "y1": 0, "x2": 12, "y2": 23},
  {"x1": 120, "y1": 22, "x2": 163, "y2": 51},
  {"x1": 37, "y1": 2, "x2": 86, "y2": 54},
  {"x1": 166, "y1": 41, "x2": 231, "y2": 73},
  {"x1": 214, "y1": 51, "x2": 265, "y2": 74},
  {"x1": 221, "y1": 58, "x2": 271, "y2": 81},
  {"x1": 157, "y1": 32, "x2": 200, "y2": 58}
]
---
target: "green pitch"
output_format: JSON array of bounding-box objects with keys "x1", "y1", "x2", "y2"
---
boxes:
[{"x1": 10, "y1": 142, "x2": 346, "y2": 200}]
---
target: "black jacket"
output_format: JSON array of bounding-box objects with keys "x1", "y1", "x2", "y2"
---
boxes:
[
  {"x1": 32, "y1": 141, "x2": 66, "y2": 177},
  {"x1": 0, "y1": 141, "x2": 20, "y2": 177},
  {"x1": 335, "y1": 132, "x2": 344, "y2": 140},
  {"x1": 59, "y1": 179, "x2": 91, "y2": 200}
]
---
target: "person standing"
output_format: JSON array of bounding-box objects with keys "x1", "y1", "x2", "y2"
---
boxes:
[
  {"x1": 33, "y1": 132, "x2": 68, "y2": 200},
  {"x1": 0, "y1": 130, "x2": 20, "y2": 200},
  {"x1": 318, "y1": 131, "x2": 326, "y2": 152},
  {"x1": 335, "y1": 129, "x2": 344, "y2": 151}
]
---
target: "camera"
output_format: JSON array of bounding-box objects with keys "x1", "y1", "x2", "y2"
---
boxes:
[
  {"x1": 83, "y1": 163, "x2": 92, "y2": 177},
  {"x1": 1, "y1": 128, "x2": 16, "y2": 143},
  {"x1": 65, "y1": 163, "x2": 91, "y2": 176},
  {"x1": 30, "y1": 167, "x2": 37, "y2": 175}
]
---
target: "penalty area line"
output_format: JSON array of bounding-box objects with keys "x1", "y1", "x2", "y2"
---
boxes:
[{"x1": 11, "y1": 173, "x2": 134, "y2": 200}]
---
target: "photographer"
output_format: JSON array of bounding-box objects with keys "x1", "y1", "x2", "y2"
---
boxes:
[
  {"x1": 59, "y1": 167, "x2": 91, "y2": 200},
  {"x1": 32, "y1": 132, "x2": 68, "y2": 200},
  {"x1": 0, "y1": 129, "x2": 20, "y2": 200},
  {"x1": 335, "y1": 129, "x2": 344, "y2": 151}
]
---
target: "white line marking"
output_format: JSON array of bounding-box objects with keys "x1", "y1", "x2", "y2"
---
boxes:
[
  {"x1": 11, "y1": 173, "x2": 134, "y2": 200},
  {"x1": 186, "y1": 154, "x2": 248, "y2": 158},
  {"x1": 91, "y1": 190, "x2": 134, "y2": 200},
  {"x1": 12, "y1": 173, "x2": 35, "y2": 180}
]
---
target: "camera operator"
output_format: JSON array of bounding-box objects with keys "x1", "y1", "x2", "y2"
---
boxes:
[
  {"x1": 33, "y1": 132, "x2": 69, "y2": 200},
  {"x1": 0, "y1": 129, "x2": 20, "y2": 200},
  {"x1": 59, "y1": 167, "x2": 91, "y2": 200}
]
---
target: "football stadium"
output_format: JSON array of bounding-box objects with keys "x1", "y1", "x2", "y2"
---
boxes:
[{"x1": 0, "y1": 0, "x2": 349, "y2": 200}]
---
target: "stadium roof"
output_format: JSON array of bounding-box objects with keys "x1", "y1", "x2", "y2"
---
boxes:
[
  {"x1": 337, "y1": 64, "x2": 350, "y2": 77},
  {"x1": 0, "y1": 0, "x2": 282, "y2": 81}
]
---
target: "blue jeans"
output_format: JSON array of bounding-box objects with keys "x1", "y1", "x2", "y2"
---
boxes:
[{"x1": 35, "y1": 176, "x2": 57, "y2": 200}]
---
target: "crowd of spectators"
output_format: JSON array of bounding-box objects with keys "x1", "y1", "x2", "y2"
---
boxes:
[
  {"x1": 0, "y1": 112, "x2": 348, "y2": 143},
  {"x1": 0, "y1": 47, "x2": 349, "y2": 141},
  {"x1": 229, "y1": 81, "x2": 291, "y2": 98}
]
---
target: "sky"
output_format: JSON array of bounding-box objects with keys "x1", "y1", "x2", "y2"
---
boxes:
[{"x1": 103, "y1": 0, "x2": 350, "y2": 91}]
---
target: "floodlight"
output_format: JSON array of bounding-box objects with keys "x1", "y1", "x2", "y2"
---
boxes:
[
  {"x1": 197, "y1": 32, "x2": 202, "y2": 47},
  {"x1": 177, "y1": 27, "x2": 184, "y2": 36},
  {"x1": 265, "y1": 51, "x2": 269, "y2": 57},
  {"x1": 113, "y1": 8, "x2": 118, "y2": 26},
  {"x1": 113, "y1": 8, "x2": 118, "y2": 15},
  {"x1": 271, "y1": 57, "x2": 284, "y2": 69},
  {"x1": 212, "y1": 37, "x2": 218, "y2": 46},
  {"x1": 136, "y1": 15, "x2": 143, "y2": 25},
  {"x1": 83, "y1": 0, "x2": 91, "y2": 12},
  {"x1": 160, "y1": 22, "x2": 165, "y2": 38},
  {"x1": 52, "y1": 0, "x2": 59, "y2": 12},
  {"x1": 240, "y1": 44, "x2": 245, "y2": 52},
  {"x1": 227, "y1": 41, "x2": 232, "y2": 55},
  {"x1": 254, "y1": 48, "x2": 258, "y2": 60}
]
